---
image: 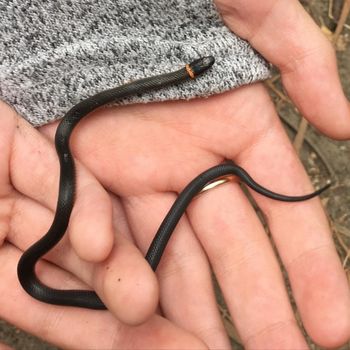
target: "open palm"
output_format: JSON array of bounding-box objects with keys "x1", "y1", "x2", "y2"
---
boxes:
[{"x1": 40, "y1": 81, "x2": 350, "y2": 348}]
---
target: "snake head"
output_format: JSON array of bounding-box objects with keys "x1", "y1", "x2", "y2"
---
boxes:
[{"x1": 189, "y1": 56, "x2": 215, "y2": 76}]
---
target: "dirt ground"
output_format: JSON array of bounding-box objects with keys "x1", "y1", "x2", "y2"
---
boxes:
[{"x1": 1, "y1": 0, "x2": 349, "y2": 349}]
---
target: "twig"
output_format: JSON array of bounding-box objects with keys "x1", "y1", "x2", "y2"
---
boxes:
[
  {"x1": 293, "y1": 118, "x2": 309, "y2": 154},
  {"x1": 265, "y1": 80, "x2": 292, "y2": 104},
  {"x1": 333, "y1": 0, "x2": 350, "y2": 44},
  {"x1": 329, "y1": 0, "x2": 350, "y2": 29},
  {"x1": 269, "y1": 74, "x2": 281, "y2": 83}
]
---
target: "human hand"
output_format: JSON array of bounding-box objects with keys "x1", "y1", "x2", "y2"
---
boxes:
[
  {"x1": 214, "y1": 0, "x2": 350, "y2": 140},
  {"x1": 4, "y1": 2, "x2": 350, "y2": 347},
  {"x1": 40, "y1": 76, "x2": 350, "y2": 348},
  {"x1": 0, "y1": 101, "x2": 207, "y2": 349}
]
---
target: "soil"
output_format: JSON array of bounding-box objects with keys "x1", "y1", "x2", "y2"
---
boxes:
[{"x1": 1, "y1": 0, "x2": 349, "y2": 349}]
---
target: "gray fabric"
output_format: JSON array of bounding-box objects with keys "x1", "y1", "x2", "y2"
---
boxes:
[{"x1": 0, "y1": 0, "x2": 271, "y2": 127}]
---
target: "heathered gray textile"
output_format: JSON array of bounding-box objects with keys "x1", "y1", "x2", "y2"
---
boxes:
[{"x1": 0, "y1": 0, "x2": 271, "y2": 127}]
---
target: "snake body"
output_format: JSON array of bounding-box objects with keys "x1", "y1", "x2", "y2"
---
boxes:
[{"x1": 17, "y1": 56, "x2": 329, "y2": 309}]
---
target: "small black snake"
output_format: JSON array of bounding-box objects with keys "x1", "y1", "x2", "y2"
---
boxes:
[{"x1": 17, "y1": 56, "x2": 330, "y2": 309}]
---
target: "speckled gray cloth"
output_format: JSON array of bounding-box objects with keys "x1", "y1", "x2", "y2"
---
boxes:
[{"x1": 0, "y1": 0, "x2": 270, "y2": 127}]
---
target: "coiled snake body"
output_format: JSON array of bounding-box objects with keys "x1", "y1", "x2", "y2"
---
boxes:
[{"x1": 17, "y1": 56, "x2": 329, "y2": 309}]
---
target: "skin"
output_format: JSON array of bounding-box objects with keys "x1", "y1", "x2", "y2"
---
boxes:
[{"x1": 0, "y1": 0, "x2": 349, "y2": 349}]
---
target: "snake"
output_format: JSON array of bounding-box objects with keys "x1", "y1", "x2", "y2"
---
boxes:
[{"x1": 17, "y1": 56, "x2": 330, "y2": 309}]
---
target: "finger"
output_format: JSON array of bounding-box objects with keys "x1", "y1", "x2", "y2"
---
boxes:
[
  {"x1": 4, "y1": 107, "x2": 158, "y2": 324},
  {"x1": 7, "y1": 194, "x2": 158, "y2": 325},
  {"x1": 0, "y1": 243, "x2": 207, "y2": 349},
  {"x1": 216, "y1": 0, "x2": 350, "y2": 139},
  {"x1": 8, "y1": 111, "x2": 113, "y2": 262},
  {"x1": 236, "y1": 112, "x2": 350, "y2": 347},
  {"x1": 123, "y1": 192, "x2": 231, "y2": 349},
  {"x1": 187, "y1": 183, "x2": 309, "y2": 348}
]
